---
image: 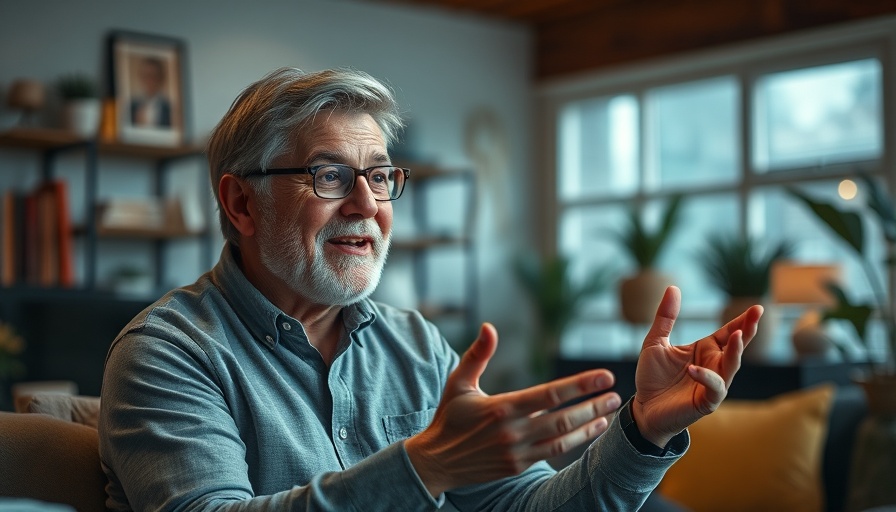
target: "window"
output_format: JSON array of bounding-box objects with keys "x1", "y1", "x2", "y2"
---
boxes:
[
  {"x1": 753, "y1": 59, "x2": 883, "y2": 171},
  {"x1": 543, "y1": 19, "x2": 893, "y2": 362}
]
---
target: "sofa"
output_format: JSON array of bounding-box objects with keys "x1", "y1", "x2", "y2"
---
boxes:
[
  {"x1": 0, "y1": 386, "x2": 869, "y2": 512},
  {"x1": 0, "y1": 394, "x2": 106, "y2": 512}
]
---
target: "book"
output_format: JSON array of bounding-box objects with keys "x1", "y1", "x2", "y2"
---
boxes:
[
  {"x1": 1, "y1": 190, "x2": 15, "y2": 286},
  {"x1": 50, "y1": 180, "x2": 74, "y2": 287}
]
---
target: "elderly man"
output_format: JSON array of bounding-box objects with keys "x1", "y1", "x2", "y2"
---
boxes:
[{"x1": 98, "y1": 67, "x2": 762, "y2": 511}]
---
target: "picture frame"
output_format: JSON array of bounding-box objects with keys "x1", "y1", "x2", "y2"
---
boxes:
[{"x1": 106, "y1": 30, "x2": 188, "y2": 146}]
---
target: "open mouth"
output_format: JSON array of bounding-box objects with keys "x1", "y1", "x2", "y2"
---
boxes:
[
  {"x1": 327, "y1": 236, "x2": 375, "y2": 255},
  {"x1": 330, "y1": 237, "x2": 370, "y2": 247}
]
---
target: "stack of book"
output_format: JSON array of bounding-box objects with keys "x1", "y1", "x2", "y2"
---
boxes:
[{"x1": 1, "y1": 179, "x2": 75, "y2": 288}]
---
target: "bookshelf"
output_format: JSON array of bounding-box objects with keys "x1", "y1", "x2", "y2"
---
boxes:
[
  {"x1": 0, "y1": 127, "x2": 212, "y2": 293},
  {"x1": 392, "y1": 163, "x2": 478, "y2": 341}
]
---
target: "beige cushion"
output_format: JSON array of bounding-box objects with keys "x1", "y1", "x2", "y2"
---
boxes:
[
  {"x1": 21, "y1": 394, "x2": 102, "y2": 428},
  {"x1": 0, "y1": 412, "x2": 107, "y2": 512}
]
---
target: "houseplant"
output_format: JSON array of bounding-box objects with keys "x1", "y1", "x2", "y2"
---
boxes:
[
  {"x1": 514, "y1": 253, "x2": 613, "y2": 381},
  {"x1": 788, "y1": 175, "x2": 896, "y2": 512},
  {"x1": 788, "y1": 177, "x2": 896, "y2": 377},
  {"x1": 610, "y1": 195, "x2": 683, "y2": 324},
  {"x1": 698, "y1": 233, "x2": 791, "y2": 361},
  {"x1": 56, "y1": 73, "x2": 101, "y2": 138}
]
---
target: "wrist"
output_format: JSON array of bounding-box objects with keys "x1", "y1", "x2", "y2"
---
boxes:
[
  {"x1": 404, "y1": 434, "x2": 450, "y2": 498},
  {"x1": 631, "y1": 398, "x2": 675, "y2": 449}
]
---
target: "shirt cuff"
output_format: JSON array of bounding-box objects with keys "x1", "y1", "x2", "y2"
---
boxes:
[
  {"x1": 617, "y1": 396, "x2": 688, "y2": 457},
  {"x1": 340, "y1": 441, "x2": 443, "y2": 510}
]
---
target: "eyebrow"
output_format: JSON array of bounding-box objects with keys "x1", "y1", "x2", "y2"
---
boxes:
[{"x1": 306, "y1": 150, "x2": 392, "y2": 166}]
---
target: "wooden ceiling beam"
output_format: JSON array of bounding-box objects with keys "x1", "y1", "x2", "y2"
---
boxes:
[{"x1": 534, "y1": 0, "x2": 896, "y2": 79}]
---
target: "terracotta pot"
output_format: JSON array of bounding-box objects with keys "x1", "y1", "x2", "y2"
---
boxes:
[
  {"x1": 720, "y1": 296, "x2": 776, "y2": 362},
  {"x1": 619, "y1": 269, "x2": 673, "y2": 325}
]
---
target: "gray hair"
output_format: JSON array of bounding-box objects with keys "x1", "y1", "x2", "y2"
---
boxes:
[{"x1": 206, "y1": 67, "x2": 404, "y2": 246}]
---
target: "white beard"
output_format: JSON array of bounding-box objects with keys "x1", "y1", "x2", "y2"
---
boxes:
[{"x1": 258, "y1": 210, "x2": 390, "y2": 307}]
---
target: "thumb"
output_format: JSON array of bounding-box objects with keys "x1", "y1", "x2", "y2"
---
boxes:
[
  {"x1": 448, "y1": 322, "x2": 498, "y2": 394},
  {"x1": 642, "y1": 286, "x2": 681, "y2": 350}
]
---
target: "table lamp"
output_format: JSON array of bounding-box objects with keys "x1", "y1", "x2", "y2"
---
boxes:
[
  {"x1": 6, "y1": 78, "x2": 46, "y2": 126},
  {"x1": 771, "y1": 262, "x2": 842, "y2": 358}
]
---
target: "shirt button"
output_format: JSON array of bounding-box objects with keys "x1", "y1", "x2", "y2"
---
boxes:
[
  {"x1": 338, "y1": 426, "x2": 348, "y2": 440},
  {"x1": 282, "y1": 322, "x2": 291, "y2": 331},
  {"x1": 265, "y1": 335, "x2": 274, "y2": 343}
]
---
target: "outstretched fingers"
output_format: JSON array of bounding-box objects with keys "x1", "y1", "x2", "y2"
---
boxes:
[
  {"x1": 641, "y1": 286, "x2": 682, "y2": 351},
  {"x1": 719, "y1": 329, "x2": 745, "y2": 387},
  {"x1": 450, "y1": 323, "x2": 499, "y2": 393},
  {"x1": 714, "y1": 304, "x2": 763, "y2": 348},
  {"x1": 523, "y1": 391, "x2": 621, "y2": 445},
  {"x1": 505, "y1": 369, "x2": 616, "y2": 417}
]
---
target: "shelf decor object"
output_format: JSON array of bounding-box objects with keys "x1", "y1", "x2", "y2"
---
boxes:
[
  {"x1": 107, "y1": 30, "x2": 188, "y2": 147},
  {"x1": 6, "y1": 79, "x2": 46, "y2": 127},
  {"x1": 56, "y1": 73, "x2": 101, "y2": 139},
  {"x1": 771, "y1": 262, "x2": 842, "y2": 359}
]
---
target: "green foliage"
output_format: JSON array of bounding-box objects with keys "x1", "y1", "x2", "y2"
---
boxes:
[
  {"x1": 57, "y1": 73, "x2": 99, "y2": 100},
  {"x1": 514, "y1": 253, "x2": 614, "y2": 379},
  {"x1": 611, "y1": 195, "x2": 683, "y2": 269},
  {"x1": 0, "y1": 322, "x2": 26, "y2": 382},
  {"x1": 698, "y1": 234, "x2": 791, "y2": 298},
  {"x1": 787, "y1": 174, "x2": 896, "y2": 371}
]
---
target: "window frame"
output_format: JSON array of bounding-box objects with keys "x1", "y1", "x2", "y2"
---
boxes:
[{"x1": 536, "y1": 15, "x2": 896, "y2": 357}]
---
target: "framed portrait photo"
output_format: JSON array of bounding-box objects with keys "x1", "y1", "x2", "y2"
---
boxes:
[{"x1": 107, "y1": 31, "x2": 188, "y2": 146}]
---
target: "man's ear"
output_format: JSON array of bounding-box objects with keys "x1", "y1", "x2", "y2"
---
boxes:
[{"x1": 218, "y1": 174, "x2": 257, "y2": 237}]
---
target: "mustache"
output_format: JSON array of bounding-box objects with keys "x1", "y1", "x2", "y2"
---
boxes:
[{"x1": 317, "y1": 219, "x2": 388, "y2": 246}]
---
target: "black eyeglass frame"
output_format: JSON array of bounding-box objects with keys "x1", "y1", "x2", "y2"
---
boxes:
[{"x1": 242, "y1": 164, "x2": 411, "y2": 201}]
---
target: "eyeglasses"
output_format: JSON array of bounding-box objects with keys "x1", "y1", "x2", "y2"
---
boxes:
[{"x1": 244, "y1": 164, "x2": 410, "y2": 201}]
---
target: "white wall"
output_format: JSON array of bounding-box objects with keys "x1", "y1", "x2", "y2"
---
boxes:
[{"x1": 0, "y1": 0, "x2": 537, "y2": 390}]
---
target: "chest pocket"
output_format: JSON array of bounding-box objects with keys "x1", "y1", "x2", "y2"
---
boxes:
[{"x1": 383, "y1": 408, "x2": 437, "y2": 444}]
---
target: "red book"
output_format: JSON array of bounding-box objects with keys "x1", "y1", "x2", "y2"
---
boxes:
[{"x1": 50, "y1": 180, "x2": 74, "y2": 287}]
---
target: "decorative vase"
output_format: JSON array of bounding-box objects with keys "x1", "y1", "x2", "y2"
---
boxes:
[
  {"x1": 846, "y1": 373, "x2": 896, "y2": 512},
  {"x1": 619, "y1": 269, "x2": 673, "y2": 324},
  {"x1": 720, "y1": 296, "x2": 776, "y2": 362},
  {"x1": 61, "y1": 98, "x2": 101, "y2": 138}
]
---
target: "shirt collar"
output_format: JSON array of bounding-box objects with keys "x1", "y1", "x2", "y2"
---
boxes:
[{"x1": 211, "y1": 243, "x2": 376, "y2": 349}]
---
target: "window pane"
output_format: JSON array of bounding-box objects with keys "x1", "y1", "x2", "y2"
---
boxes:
[
  {"x1": 557, "y1": 95, "x2": 639, "y2": 200},
  {"x1": 663, "y1": 193, "x2": 740, "y2": 315},
  {"x1": 559, "y1": 204, "x2": 629, "y2": 316},
  {"x1": 753, "y1": 59, "x2": 882, "y2": 171},
  {"x1": 646, "y1": 76, "x2": 740, "y2": 190}
]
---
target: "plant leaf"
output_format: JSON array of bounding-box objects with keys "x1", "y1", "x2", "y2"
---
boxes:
[
  {"x1": 787, "y1": 187, "x2": 865, "y2": 256},
  {"x1": 857, "y1": 172, "x2": 896, "y2": 243},
  {"x1": 820, "y1": 282, "x2": 874, "y2": 346}
]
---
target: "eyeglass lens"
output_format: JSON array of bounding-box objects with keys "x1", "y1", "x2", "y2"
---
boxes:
[{"x1": 314, "y1": 165, "x2": 404, "y2": 200}]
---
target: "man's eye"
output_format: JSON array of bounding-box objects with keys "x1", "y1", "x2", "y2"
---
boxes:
[
  {"x1": 320, "y1": 170, "x2": 342, "y2": 183},
  {"x1": 370, "y1": 172, "x2": 388, "y2": 184}
]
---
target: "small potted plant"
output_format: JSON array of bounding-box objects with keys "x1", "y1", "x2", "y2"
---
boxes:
[
  {"x1": 698, "y1": 233, "x2": 791, "y2": 361},
  {"x1": 610, "y1": 195, "x2": 683, "y2": 324},
  {"x1": 514, "y1": 252, "x2": 613, "y2": 381},
  {"x1": 57, "y1": 72, "x2": 101, "y2": 138}
]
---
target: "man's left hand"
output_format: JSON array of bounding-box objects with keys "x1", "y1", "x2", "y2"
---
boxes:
[{"x1": 632, "y1": 286, "x2": 763, "y2": 448}]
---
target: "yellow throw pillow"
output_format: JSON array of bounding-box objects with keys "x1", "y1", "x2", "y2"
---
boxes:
[{"x1": 658, "y1": 383, "x2": 835, "y2": 512}]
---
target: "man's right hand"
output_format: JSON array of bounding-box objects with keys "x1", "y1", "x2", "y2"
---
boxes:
[{"x1": 404, "y1": 323, "x2": 621, "y2": 498}]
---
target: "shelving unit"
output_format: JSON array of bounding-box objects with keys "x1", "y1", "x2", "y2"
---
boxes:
[
  {"x1": 392, "y1": 163, "x2": 478, "y2": 341},
  {"x1": 0, "y1": 127, "x2": 214, "y2": 401},
  {"x1": 0, "y1": 127, "x2": 212, "y2": 293}
]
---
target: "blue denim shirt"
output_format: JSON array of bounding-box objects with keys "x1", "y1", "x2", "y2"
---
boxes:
[{"x1": 98, "y1": 244, "x2": 685, "y2": 511}]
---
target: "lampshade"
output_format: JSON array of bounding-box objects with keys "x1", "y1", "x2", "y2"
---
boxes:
[
  {"x1": 6, "y1": 78, "x2": 46, "y2": 110},
  {"x1": 770, "y1": 262, "x2": 842, "y2": 306}
]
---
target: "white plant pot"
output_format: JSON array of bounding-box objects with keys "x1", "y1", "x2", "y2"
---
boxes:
[{"x1": 62, "y1": 98, "x2": 101, "y2": 138}]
